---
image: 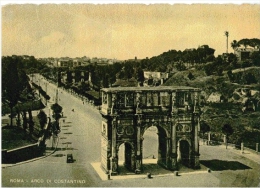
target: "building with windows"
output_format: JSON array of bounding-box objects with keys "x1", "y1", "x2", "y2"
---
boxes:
[{"x1": 235, "y1": 47, "x2": 259, "y2": 61}]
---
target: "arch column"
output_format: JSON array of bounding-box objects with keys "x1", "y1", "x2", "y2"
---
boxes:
[
  {"x1": 166, "y1": 136, "x2": 172, "y2": 169},
  {"x1": 135, "y1": 115, "x2": 142, "y2": 174},
  {"x1": 111, "y1": 118, "x2": 118, "y2": 175},
  {"x1": 193, "y1": 114, "x2": 200, "y2": 169},
  {"x1": 170, "y1": 116, "x2": 178, "y2": 170},
  {"x1": 177, "y1": 140, "x2": 181, "y2": 162}
]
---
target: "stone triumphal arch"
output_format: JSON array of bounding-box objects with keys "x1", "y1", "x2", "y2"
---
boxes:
[{"x1": 100, "y1": 86, "x2": 201, "y2": 175}]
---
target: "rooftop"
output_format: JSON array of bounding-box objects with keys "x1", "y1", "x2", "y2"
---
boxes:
[{"x1": 102, "y1": 86, "x2": 200, "y2": 92}]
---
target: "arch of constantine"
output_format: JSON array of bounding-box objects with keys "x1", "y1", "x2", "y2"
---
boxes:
[{"x1": 100, "y1": 86, "x2": 201, "y2": 175}]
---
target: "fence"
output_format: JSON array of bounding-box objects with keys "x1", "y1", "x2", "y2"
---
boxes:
[{"x1": 200, "y1": 137, "x2": 259, "y2": 154}]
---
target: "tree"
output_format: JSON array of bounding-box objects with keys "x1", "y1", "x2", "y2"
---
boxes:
[
  {"x1": 51, "y1": 103, "x2": 62, "y2": 135},
  {"x1": 57, "y1": 71, "x2": 62, "y2": 87},
  {"x1": 227, "y1": 53, "x2": 238, "y2": 68},
  {"x1": 102, "y1": 73, "x2": 110, "y2": 88},
  {"x1": 200, "y1": 121, "x2": 210, "y2": 144},
  {"x1": 231, "y1": 40, "x2": 240, "y2": 53},
  {"x1": 28, "y1": 109, "x2": 34, "y2": 137},
  {"x1": 230, "y1": 125, "x2": 246, "y2": 149},
  {"x1": 22, "y1": 111, "x2": 27, "y2": 132},
  {"x1": 136, "y1": 68, "x2": 145, "y2": 86},
  {"x1": 78, "y1": 81, "x2": 90, "y2": 94},
  {"x1": 204, "y1": 63, "x2": 213, "y2": 76},
  {"x1": 251, "y1": 51, "x2": 260, "y2": 66},
  {"x1": 37, "y1": 110, "x2": 48, "y2": 130},
  {"x1": 124, "y1": 62, "x2": 134, "y2": 80},
  {"x1": 222, "y1": 123, "x2": 234, "y2": 149},
  {"x1": 227, "y1": 70, "x2": 234, "y2": 82},
  {"x1": 74, "y1": 69, "x2": 81, "y2": 83},
  {"x1": 2, "y1": 56, "x2": 21, "y2": 126},
  {"x1": 244, "y1": 73, "x2": 257, "y2": 85},
  {"x1": 66, "y1": 70, "x2": 72, "y2": 84},
  {"x1": 225, "y1": 31, "x2": 229, "y2": 53},
  {"x1": 175, "y1": 61, "x2": 186, "y2": 71},
  {"x1": 188, "y1": 72, "x2": 195, "y2": 80},
  {"x1": 249, "y1": 38, "x2": 260, "y2": 50},
  {"x1": 238, "y1": 38, "x2": 251, "y2": 49}
]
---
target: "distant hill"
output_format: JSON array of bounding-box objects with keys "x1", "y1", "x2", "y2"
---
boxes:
[{"x1": 163, "y1": 66, "x2": 260, "y2": 100}]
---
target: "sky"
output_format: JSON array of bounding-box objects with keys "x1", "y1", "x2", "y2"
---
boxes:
[{"x1": 1, "y1": 1, "x2": 260, "y2": 60}]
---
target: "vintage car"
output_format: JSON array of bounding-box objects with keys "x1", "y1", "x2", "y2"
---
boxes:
[{"x1": 66, "y1": 154, "x2": 74, "y2": 163}]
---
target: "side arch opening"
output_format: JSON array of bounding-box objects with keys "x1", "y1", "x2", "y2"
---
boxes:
[
  {"x1": 118, "y1": 142, "x2": 135, "y2": 173},
  {"x1": 178, "y1": 139, "x2": 190, "y2": 167}
]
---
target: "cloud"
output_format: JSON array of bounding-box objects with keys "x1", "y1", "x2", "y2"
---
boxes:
[{"x1": 40, "y1": 31, "x2": 66, "y2": 45}]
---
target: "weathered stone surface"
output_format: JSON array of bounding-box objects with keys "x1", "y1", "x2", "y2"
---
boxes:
[{"x1": 100, "y1": 86, "x2": 201, "y2": 175}]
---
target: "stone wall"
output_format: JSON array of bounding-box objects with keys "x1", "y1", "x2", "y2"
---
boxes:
[{"x1": 2, "y1": 143, "x2": 43, "y2": 164}]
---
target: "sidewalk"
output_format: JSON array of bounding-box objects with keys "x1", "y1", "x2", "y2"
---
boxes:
[
  {"x1": 91, "y1": 159, "x2": 209, "y2": 181},
  {"x1": 218, "y1": 144, "x2": 260, "y2": 165},
  {"x1": 199, "y1": 140, "x2": 260, "y2": 165}
]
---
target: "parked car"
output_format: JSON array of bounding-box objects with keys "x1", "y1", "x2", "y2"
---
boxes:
[{"x1": 66, "y1": 154, "x2": 74, "y2": 163}]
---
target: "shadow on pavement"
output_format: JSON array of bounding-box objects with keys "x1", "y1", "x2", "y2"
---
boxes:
[
  {"x1": 52, "y1": 154, "x2": 65, "y2": 157},
  {"x1": 200, "y1": 160, "x2": 252, "y2": 171},
  {"x1": 117, "y1": 163, "x2": 172, "y2": 175},
  {"x1": 116, "y1": 162, "x2": 207, "y2": 176},
  {"x1": 46, "y1": 147, "x2": 77, "y2": 151},
  {"x1": 62, "y1": 125, "x2": 71, "y2": 127}
]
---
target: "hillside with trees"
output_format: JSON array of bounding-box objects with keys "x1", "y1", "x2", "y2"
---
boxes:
[{"x1": 2, "y1": 37, "x2": 260, "y2": 150}]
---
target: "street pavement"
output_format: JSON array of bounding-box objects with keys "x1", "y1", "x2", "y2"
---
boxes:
[{"x1": 2, "y1": 74, "x2": 260, "y2": 187}]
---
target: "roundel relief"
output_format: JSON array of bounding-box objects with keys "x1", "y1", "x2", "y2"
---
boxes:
[
  {"x1": 125, "y1": 126, "x2": 134, "y2": 135},
  {"x1": 176, "y1": 124, "x2": 183, "y2": 132},
  {"x1": 177, "y1": 124, "x2": 191, "y2": 132},
  {"x1": 117, "y1": 126, "x2": 124, "y2": 134},
  {"x1": 184, "y1": 124, "x2": 191, "y2": 132}
]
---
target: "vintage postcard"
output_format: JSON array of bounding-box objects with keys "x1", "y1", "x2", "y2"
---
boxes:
[{"x1": 1, "y1": 1, "x2": 260, "y2": 187}]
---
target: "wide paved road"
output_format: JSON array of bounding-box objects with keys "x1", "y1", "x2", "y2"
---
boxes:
[
  {"x1": 2, "y1": 74, "x2": 104, "y2": 187},
  {"x1": 2, "y1": 74, "x2": 260, "y2": 187}
]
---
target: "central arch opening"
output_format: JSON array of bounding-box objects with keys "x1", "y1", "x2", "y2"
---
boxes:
[
  {"x1": 142, "y1": 125, "x2": 169, "y2": 173},
  {"x1": 143, "y1": 126, "x2": 158, "y2": 160}
]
